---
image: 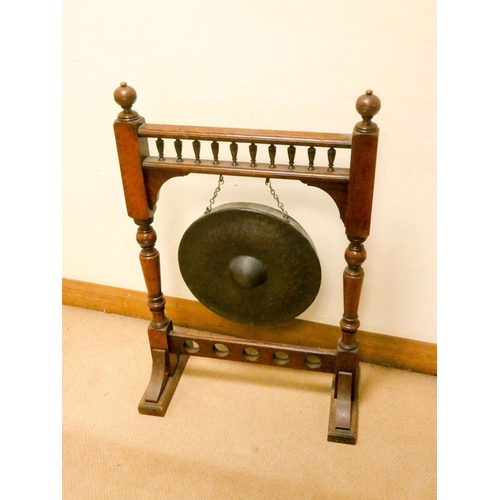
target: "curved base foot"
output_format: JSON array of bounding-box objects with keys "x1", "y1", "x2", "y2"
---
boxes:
[
  {"x1": 138, "y1": 353, "x2": 190, "y2": 417},
  {"x1": 327, "y1": 369, "x2": 359, "y2": 444}
]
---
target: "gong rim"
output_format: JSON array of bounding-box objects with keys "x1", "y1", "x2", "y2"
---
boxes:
[{"x1": 178, "y1": 202, "x2": 322, "y2": 325}]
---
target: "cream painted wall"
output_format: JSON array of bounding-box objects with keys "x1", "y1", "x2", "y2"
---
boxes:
[{"x1": 62, "y1": 0, "x2": 436, "y2": 343}]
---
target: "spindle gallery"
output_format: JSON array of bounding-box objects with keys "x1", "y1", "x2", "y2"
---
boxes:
[{"x1": 113, "y1": 82, "x2": 381, "y2": 444}]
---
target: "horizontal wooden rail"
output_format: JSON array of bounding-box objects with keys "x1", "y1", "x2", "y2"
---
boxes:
[
  {"x1": 138, "y1": 124, "x2": 352, "y2": 148},
  {"x1": 142, "y1": 157, "x2": 350, "y2": 182},
  {"x1": 168, "y1": 330, "x2": 337, "y2": 374}
]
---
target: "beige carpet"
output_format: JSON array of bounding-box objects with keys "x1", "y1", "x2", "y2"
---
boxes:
[{"x1": 62, "y1": 305, "x2": 436, "y2": 499}]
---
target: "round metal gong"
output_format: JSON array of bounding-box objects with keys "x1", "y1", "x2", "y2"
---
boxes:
[{"x1": 178, "y1": 202, "x2": 322, "y2": 325}]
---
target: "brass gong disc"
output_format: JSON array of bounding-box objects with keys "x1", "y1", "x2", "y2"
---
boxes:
[{"x1": 178, "y1": 202, "x2": 321, "y2": 325}]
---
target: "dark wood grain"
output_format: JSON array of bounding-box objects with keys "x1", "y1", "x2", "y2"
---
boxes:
[
  {"x1": 168, "y1": 329, "x2": 338, "y2": 374},
  {"x1": 142, "y1": 156, "x2": 349, "y2": 181},
  {"x1": 138, "y1": 123, "x2": 353, "y2": 148},
  {"x1": 140, "y1": 159, "x2": 350, "y2": 221}
]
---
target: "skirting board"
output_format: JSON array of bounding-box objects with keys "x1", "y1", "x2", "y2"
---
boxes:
[{"x1": 62, "y1": 278, "x2": 436, "y2": 375}]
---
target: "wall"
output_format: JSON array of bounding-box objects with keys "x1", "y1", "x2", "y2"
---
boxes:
[{"x1": 62, "y1": 0, "x2": 436, "y2": 343}]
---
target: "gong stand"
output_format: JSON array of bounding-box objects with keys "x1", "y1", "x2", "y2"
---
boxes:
[{"x1": 113, "y1": 83, "x2": 380, "y2": 444}]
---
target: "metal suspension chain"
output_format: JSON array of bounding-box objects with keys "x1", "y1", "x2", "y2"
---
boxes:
[
  {"x1": 265, "y1": 178, "x2": 290, "y2": 222},
  {"x1": 204, "y1": 175, "x2": 289, "y2": 222},
  {"x1": 205, "y1": 175, "x2": 225, "y2": 214}
]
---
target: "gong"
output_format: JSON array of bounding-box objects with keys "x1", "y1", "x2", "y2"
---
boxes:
[{"x1": 178, "y1": 202, "x2": 322, "y2": 325}]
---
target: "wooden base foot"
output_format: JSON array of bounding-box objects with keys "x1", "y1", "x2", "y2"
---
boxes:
[
  {"x1": 138, "y1": 353, "x2": 190, "y2": 416},
  {"x1": 327, "y1": 369, "x2": 359, "y2": 444}
]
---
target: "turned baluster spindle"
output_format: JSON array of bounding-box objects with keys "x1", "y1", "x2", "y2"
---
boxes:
[
  {"x1": 230, "y1": 142, "x2": 238, "y2": 165},
  {"x1": 174, "y1": 139, "x2": 183, "y2": 162},
  {"x1": 287, "y1": 145, "x2": 296, "y2": 169},
  {"x1": 193, "y1": 140, "x2": 201, "y2": 164},
  {"x1": 156, "y1": 138, "x2": 165, "y2": 161},
  {"x1": 339, "y1": 239, "x2": 367, "y2": 350},
  {"x1": 268, "y1": 144, "x2": 276, "y2": 168},
  {"x1": 249, "y1": 143, "x2": 257, "y2": 167},
  {"x1": 211, "y1": 141, "x2": 220, "y2": 165},
  {"x1": 308, "y1": 146, "x2": 316, "y2": 171},
  {"x1": 135, "y1": 219, "x2": 168, "y2": 328},
  {"x1": 328, "y1": 147, "x2": 336, "y2": 171},
  {"x1": 135, "y1": 217, "x2": 176, "y2": 394}
]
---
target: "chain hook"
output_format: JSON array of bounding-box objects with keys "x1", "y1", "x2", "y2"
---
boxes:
[
  {"x1": 265, "y1": 178, "x2": 290, "y2": 222},
  {"x1": 205, "y1": 175, "x2": 225, "y2": 214}
]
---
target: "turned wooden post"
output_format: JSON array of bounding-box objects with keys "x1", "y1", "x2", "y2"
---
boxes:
[
  {"x1": 327, "y1": 90, "x2": 380, "y2": 444},
  {"x1": 337, "y1": 90, "x2": 380, "y2": 383},
  {"x1": 113, "y1": 83, "x2": 177, "y2": 409}
]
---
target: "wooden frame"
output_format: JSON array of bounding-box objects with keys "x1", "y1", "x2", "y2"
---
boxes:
[{"x1": 113, "y1": 83, "x2": 381, "y2": 444}]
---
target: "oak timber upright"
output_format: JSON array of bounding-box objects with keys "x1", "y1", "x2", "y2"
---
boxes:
[{"x1": 113, "y1": 82, "x2": 381, "y2": 444}]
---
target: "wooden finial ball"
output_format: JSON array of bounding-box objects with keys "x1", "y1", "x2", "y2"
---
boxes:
[
  {"x1": 356, "y1": 89, "x2": 381, "y2": 120},
  {"x1": 113, "y1": 82, "x2": 137, "y2": 110}
]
